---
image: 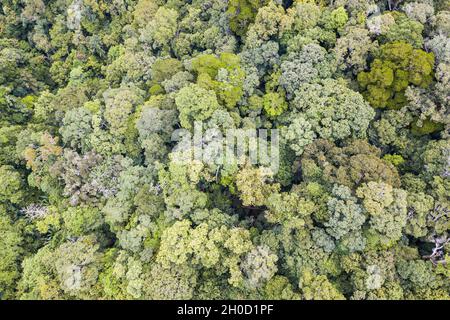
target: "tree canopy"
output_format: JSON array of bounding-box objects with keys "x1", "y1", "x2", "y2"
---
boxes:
[{"x1": 0, "y1": 0, "x2": 449, "y2": 301}]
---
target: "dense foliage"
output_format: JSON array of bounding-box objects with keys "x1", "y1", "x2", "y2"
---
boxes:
[{"x1": 0, "y1": 0, "x2": 449, "y2": 300}]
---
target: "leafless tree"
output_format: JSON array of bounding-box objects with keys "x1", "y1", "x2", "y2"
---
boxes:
[
  {"x1": 423, "y1": 234, "x2": 449, "y2": 266},
  {"x1": 21, "y1": 204, "x2": 48, "y2": 220}
]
